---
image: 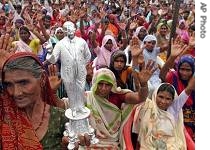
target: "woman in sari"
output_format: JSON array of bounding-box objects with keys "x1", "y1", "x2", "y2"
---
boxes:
[
  {"x1": 160, "y1": 54, "x2": 195, "y2": 141},
  {"x1": 0, "y1": 52, "x2": 68, "y2": 149},
  {"x1": 133, "y1": 79, "x2": 195, "y2": 150},
  {"x1": 61, "y1": 60, "x2": 156, "y2": 149},
  {"x1": 83, "y1": 64, "x2": 155, "y2": 149},
  {"x1": 159, "y1": 36, "x2": 195, "y2": 141},
  {"x1": 93, "y1": 34, "x2": 119, "y2": 70},
  {"x1": 156, "y1": 22, "x2": 170, "y2": 62},
  {"x1": 109, "y1": 50, "x2": 135, "y2": 91},
  {"x1": 13, "y1": 26, "x2": 46, "y2": 54}
]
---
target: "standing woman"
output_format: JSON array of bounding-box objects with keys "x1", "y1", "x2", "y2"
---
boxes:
[{"x1": 1, "y1": 52, "x2": 68, "y2": 149}]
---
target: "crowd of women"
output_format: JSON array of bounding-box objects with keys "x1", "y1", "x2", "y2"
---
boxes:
[{"x1": 0, "y1": 0, "x2": 195, "y2": 149}]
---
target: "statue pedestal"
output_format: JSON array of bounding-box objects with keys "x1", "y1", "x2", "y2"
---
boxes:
[{"x1": 64, "y1": 107, "x2": 99, "y2": 149}]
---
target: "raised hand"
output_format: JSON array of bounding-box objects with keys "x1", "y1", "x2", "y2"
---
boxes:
[
  {"x1": 185, "y1": 75, "x2": 195, "y2": 95},
  {"x1": 171, "y1": 38, "x2": 188, "y2": 58},
  {"x1": 189, "y1": 32, "x2": 195, "y2": 48},
  {"x1": 0, "y1": 34, "x2": 15, "y2": 69},
  {"x1": 130, "y1": 36, "x2": 142, "y2": 57},
  {"x1": 86, "y1": 61, "x2": 94, "y2": 76},
  {"x1": 137, "y1": 60, "x2": 157, "y2": 85},
  {"x1": 48, "y1": 64, "x2": 62, "y2": 91}
]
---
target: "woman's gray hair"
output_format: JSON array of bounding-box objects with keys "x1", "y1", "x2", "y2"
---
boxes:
[{"x1": 3, "y1": 57, "x2": 43, "y2": 78}]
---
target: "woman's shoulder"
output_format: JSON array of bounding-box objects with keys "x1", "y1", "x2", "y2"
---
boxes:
[
  {"x1": 50, "y1": 106, "x2": 66, "y2": 119},
  {"x1": 49, "y1": 106, "x2": 68, "y2": 126}
]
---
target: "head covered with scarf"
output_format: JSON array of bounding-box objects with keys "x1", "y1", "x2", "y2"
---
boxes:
[
  {"x1": 95, "y1": 35, "x2": 119, "y2": 69},
  {"x1": 143, "y1": 34, "x2": 157, "y2": 44},
  {"x1": 91, "y1": 68, "x2": 122, "y2": 94},
  {"x1": 133, "y1": 83, "x2": 186, "y2": 150},
  {"x1": 1, "y1": 52, "x2": 57, "y2": 149},
  {"x1": 177, "y1": 54, "x2": 195, "y2": 82},
  {"x1": 109, "y1": 50, "x2": 129, "y2": 89},
  {"x1": 86, "y1": 68, "x2": 134, "y2": 149}
]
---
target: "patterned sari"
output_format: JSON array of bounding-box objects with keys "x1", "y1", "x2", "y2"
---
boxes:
[
  {"x1": 85, "y1": 68, "x2": 135, "y2": 150},
  {"x1": 0, "y1": 93, "x2": 43, "y2": 149},
  {"x1": 133, "y1": 84, "x2": 187, "y2": 150},
  {"x1": 166, "y1": 55, "x2": 195, "y2": 141},
  {"x1": 1, "y1": 52, "x2": 57, "y2": 149}
]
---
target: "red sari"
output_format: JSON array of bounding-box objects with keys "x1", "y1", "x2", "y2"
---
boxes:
[
  {"x1": 0, "y1": 93, "x2": 43, "y2": 149},
  {"x1": 166, "y1": 71, "x2": 195, "y2": 141},
  {"x1": 1, "y1": 52, "x2": 58, "y2": 149}
]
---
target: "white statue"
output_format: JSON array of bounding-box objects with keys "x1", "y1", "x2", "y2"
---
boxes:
[{"x1": 46, "y1": 21, "x2": 91, "y2": 116}]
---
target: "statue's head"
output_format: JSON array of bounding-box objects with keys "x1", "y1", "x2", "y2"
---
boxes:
[{"x1": 63, "y1": 21, "x2": 76, "y2": 39}]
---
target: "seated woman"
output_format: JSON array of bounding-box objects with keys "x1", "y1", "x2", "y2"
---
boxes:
[
  {"x1": 93, "y1": 34, "x2": 119, "y2": 70},
  {"x1": 159, "y1": 45, "x2": 195, "y2": 141},
  {"x1": 62, "y1": 63, "x2": 156, "y2": 149},
  {"x1": 12, "y1": 26, "x2": 46, "y2": 54},
  {"x1": 1, "y1": 52, "x2": 68, "y2": 149},
  {"x1": 109, "y1": 50, "x2": 135, "y2": 91},
  {"x1": 133, "y1": 79, "x2": 195, "y2": 150}
]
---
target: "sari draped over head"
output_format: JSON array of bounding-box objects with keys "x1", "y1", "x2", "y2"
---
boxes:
[
  {"x1": 95, "y1": 35, "x2": 119, "y2": 69},
  {"x1": 13, "y1": 26, "x2": 40, "y2": 54},
  {"x1": 107, "y1": 14, "x2": 119, "y2": 38},
  {"x1": 177, "y1": 19, "x2": 190, "y2": 44},
  {"x1": 85, "y1": 68, "x2": 135, "y2": 149},
  {"x1": 109, "y1": 50, "x2": 133, "y2": 90},
  {"x1": 1, "y1": 52, "x2": 57, "y2": 149},
  {"x1": 133, "y1": 83, "x2": 186, "y2": 150},
  {"x1": 167, "y1": 54, "x2": 195, "y2": 140}
]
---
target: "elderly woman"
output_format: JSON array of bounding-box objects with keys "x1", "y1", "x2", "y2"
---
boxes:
[{"x1": 0, "y1": 52, "x2": 67, "y2": 149}]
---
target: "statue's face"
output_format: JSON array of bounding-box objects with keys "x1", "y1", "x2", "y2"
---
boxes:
[{"x1": 63, "y1": 22, "x2": 76, "y2": 39}]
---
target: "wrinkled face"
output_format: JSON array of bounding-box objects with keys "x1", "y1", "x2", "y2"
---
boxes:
[
  {"x1": 156, "y1": 91, "x2": 173, "y2": 110},
  {"x1": 113, "y1": 56, "x2": 125, "y2": 71},
  {"x1": 179, "y1": 62, "x2": 193, "y2": 80},
  {"x1": 19, "y1": 29, "x2": 30, "y2": 42},
  {"x1": 95, "y1": 80, "x2": 113, "y2": 98},
  {"x1": 104, "y1": 39, "x2": 113, "y2": 51},
  {"x1": 144, "y1": 40, "x2": 156, "y2": 51},
  {"x1": 3, "y1": 70, "x2": 42, "y2": 108}
]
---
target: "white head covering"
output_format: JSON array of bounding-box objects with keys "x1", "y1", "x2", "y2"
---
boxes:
[
  {"x1": 134, "y1": 26, "x2": 147, "y2": 37},
  {"x1": 55, "y1": 27, "x2": 64, "y2": 34},
  {"x1": 142, "y1": 34, "x2": 157, "y2": 42}
]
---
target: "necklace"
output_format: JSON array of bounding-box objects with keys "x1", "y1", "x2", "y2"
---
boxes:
[{"x1": 34, "y1": 102, "x2": 46, "y2": 131}]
